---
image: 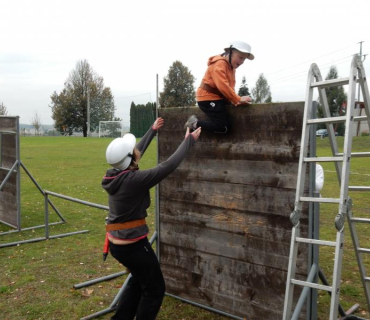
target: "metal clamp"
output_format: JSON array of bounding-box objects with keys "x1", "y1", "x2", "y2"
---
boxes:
[
  {"x1": 290, "y1": 209, "x2": 301, "y2": 227},
  {"x1": 335, "y1": 198, "x2": 352, "y2": 231}
]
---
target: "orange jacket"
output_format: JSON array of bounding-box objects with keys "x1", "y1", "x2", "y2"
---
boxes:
[{"x1": 196, "y1": 55, "x2": 240, "y2": 105}]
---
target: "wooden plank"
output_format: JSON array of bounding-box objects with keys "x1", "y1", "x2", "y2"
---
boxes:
[
  {"x1": 158, "y1": 102, "x2": 307, "y2": 319},
  {"x1": 0, "y1": 125, "x2": 18, "y2": 228},
  {"x1": 0, "y1": 170, "x2": 18, "y2": 228},
  {"x1": 0, "y1": 116, "x2": 18, "y2": 132},
  {"x1": 1, "y1": 134, "x2": 17, "y2": 168}
]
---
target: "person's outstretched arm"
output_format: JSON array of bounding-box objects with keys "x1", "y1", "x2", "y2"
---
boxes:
[
  {"x1": 136, "y1": 117, "x2": 164, "y2": 155},
  {"x1": 132, "y1": 127, "x2": 201, "y2": 190}
]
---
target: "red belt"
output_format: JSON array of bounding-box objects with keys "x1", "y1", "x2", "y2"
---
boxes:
[{"x1": 106, "y1": 218, "x2": 146, "y2": 231}]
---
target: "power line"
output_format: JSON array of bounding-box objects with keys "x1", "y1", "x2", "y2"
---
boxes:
[
  {"x1": 268, "y1": 55, "x2": 354, "y2": 86},
  {"x1": 247, "y1": 42, "x2": 360, "y2": 86},
  {"x1": 261, "y1": 43, "x2": 357, "y2": 79},
  {"x1": 115, "y1": 92, "x2": 153, "y2": 100}
]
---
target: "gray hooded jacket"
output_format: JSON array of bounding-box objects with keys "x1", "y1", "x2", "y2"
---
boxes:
[{"x1": 102, "y1": 127, "x2": 195, "y2": 240}]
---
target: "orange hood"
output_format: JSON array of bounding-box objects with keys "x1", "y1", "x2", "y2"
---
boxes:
[{"x1": 196, "y1": 55, "x2": 240, "y2": 105}]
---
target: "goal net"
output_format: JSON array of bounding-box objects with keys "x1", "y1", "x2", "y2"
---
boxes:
[{"x1": 99, "y1": 121, "x2": 124, "y2": 138}]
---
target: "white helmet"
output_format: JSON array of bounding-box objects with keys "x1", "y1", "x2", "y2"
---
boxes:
[
  {"x1": 106, "y1": 133, "x2": 136, "y2": 170},
  {"x1": 224, "y1": 41, "x2": 254, "y2": 60}
]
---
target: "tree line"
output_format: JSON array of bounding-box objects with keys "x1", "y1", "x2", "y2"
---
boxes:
[
  {"x1": 49, "y1": 59, "x2": 273, "y2": 136},
  {"x1": 1, "y1": 59, "x2": 348, "y2": 137},
  {"x1": 130, "y1": 102, "x2": 156, "y2": 137}
]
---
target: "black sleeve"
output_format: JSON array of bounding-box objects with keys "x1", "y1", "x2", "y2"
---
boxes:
[
  {"x1": 130, "y1": 135, "x2": 195, "y2": 190},
  {"x1": 136, "y1": 127, "x2": 157, "y2": 156}
]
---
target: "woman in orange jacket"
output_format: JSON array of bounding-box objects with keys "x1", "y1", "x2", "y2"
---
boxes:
[{"x1": 185, "y1": 41, "x2": 254, "y2": 133}]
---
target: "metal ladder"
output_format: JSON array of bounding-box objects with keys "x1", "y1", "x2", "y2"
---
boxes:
[{"x1": 282, "y1": 54, "x2": 370, "y2": 320}]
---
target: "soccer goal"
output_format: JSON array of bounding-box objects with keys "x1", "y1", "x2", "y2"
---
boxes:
[{"x1": 98, "y1": 121, "x2": 124, "y2": 138}]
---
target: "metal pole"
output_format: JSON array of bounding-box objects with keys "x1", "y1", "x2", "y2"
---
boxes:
[
  {"x1": 293, "y1": 264, "x2": 317, "y2": 320},
  {"x1": 0, "y1": 230, "x2": 90, "y2": 248},
  {"x1": 20, "y1": 161, "x2": 66, "y2": 222},
  {"x1": 357, "y1": 41, "x2": 364, "y2": 104},
  {"x1": 165, "y1": 293, "x2": 244, "y2": 320},
  {"x1": 307, "y1": 101, "x2": 319, "y2": 320},
  {"x1": 0, "y1": 221, "x2": 65, "y2": 236},
  {"x1": 73, "y1": 271, "x2": 128, "y2": 289},
  {"x1": 16, "y1": 117, "x2": 21, "y2": 230},
  {"x1": 87, "y1": 89, "x2": 90, "y2": 137},
  {"x1": 44, "y1": 190, "x2": 109, "y2": 210},
  {"x1": 155, "y1": 73, "x2": 160, "y2": 259},
  {"x1": 0, "y1": 161, "x2": 18, "y2": 191}
]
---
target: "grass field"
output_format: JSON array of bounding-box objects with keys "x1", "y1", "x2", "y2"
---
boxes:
[{"x1": 0, "y1": 135, "x2": 369, "y2": 320}]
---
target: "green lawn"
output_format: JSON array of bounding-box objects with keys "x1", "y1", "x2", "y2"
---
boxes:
[
  {"x1": 315, "y1": 136, "x2": 370, "y2": 319},
  {"x1": 0, "y1": 136, "x2": 369, "y2": 319}
]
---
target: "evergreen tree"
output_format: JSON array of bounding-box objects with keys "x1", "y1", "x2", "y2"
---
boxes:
[
  {"x1": 251, "y1": 73, "x2": 272, "y2": 103},
  {"x1": 129, "y1": 101, "x2": 157, "y2": 137},
  {"x1": 130, "y1": 101, "x2": 136, "y2": 134},
  {"x1": 317, "y1": 66, "x2": 347, "y2": 135},
  {"x1": 238, "y1": 76, "x2": 250, "y2": 96},
  {"x1": 159, "y1": 61, "x2": 196, "y2": 108}
]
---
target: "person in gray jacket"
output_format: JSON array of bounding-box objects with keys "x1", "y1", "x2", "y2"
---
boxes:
[{"x1": 102, "y1": 117, "x2": 201, "y2": 320}]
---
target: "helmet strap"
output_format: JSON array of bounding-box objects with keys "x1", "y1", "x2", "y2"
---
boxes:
[{"x1": 228, "y1": 45, "x2": 233, "y2": 69}]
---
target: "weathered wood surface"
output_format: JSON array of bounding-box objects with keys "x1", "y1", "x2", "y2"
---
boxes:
[
  {"x1": 0, "y1": 117, "x2": 18, "y2": 228},
  {"x1": 0, "y1": 116, "x2": 18, "y2": 132},
  {"x1": 0, "y1": 170, "x2": 17, "y2": 228},
  {"x1": 158, "y1": 103, "x2": 308, "y2": 319},
  {"x1": 1, "y1": 133, "x2": 17, "y2": 168}
]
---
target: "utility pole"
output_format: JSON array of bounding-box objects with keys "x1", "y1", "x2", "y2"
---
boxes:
[
  {"x1": 87, "y1": 88, "x2": 90, "y2": 137},
  {"x1": 355, "y1": 42, "x2": 367, "y2": 137},
  {"x1": 357, "y1": 41, "x2": 364, "y2": 104}
]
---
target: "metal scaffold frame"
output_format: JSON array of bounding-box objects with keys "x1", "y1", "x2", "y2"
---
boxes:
[{"x1": 0, "y1": 116, "x2": 95, "y2": 248}]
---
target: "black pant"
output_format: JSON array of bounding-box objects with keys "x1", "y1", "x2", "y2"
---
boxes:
[
  {"x1": 197, "y1": 99, "x2": 231, "y2": 133},
  {"x1": 109, "y1": 238, "x2": 165, "y2": 320}
]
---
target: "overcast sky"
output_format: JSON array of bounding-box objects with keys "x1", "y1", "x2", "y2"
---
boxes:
[{"x1": 1, "y1": 0, "x2": 369, "y2": 126}]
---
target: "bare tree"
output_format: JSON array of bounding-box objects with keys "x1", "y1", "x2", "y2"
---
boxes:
[
  {"x1": 0, "y1": 102, "x2": 8, "y2": 115},
  {"x1": 31, "y1": 111, "x2": 42, "y2": 136}
]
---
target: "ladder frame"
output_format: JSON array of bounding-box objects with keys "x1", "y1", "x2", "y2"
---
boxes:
[{"x1": 283, "y1": 54, "x2": 370, "y2": 320}]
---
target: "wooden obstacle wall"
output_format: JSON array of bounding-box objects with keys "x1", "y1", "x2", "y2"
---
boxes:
[
  {"x1": 158, "y1": 102, "x2": 308, "y2": 320},
  {"x1": 0, "y1": 116, "x2": 19, "y2": 228}
]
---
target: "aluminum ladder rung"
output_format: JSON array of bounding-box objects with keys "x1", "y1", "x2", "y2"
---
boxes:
[
  {"x1": 296, "y1": 237, "x2": 336, "y2": 247},
  {"x1": 354, "y1": 115, "x2": 368, "y2": 122},
  {"x1": 337, "y1": 152, "x2": 370, "y2": 158},
  {"x1": 300, "y1": 196, "x2": 340, "y2": 203},
  {"x1": 310, "y1": 77, "x2": 349, "y2": 88},
  {"x1": 307, "y1": 116, "x2": 346, "y2": 125},
  {"x1": 358, "y1": 248, "x2": 370, "y2": 254},
  {"x1": 351, "y1": 217, "x2": 370, "y2": 223},
  {"x1": 0, "y1": 130, "x2": 17, "y2": 134},
  {"x1": 304, "y1": 156, "x2": 343, "y2": 162},
  {"x1": 291, "y1": 279, "x2": 332, "y2": 292},
  {"x1": 349, "y1": 186, "x2": 370, "y2": 191}
]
